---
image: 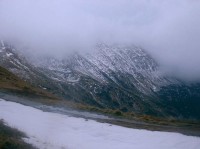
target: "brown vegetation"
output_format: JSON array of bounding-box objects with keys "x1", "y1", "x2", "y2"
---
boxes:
[{"x1": 0, "y1": 120, "x2": 36, "y2": 149}]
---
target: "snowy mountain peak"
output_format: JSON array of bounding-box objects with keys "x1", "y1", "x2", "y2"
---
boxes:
[
  {"x1": 1, "y1": 42, "x2": 199, "y2": 119},
  {"x1": 36, "y1": 44, "x2": 169, "y2": 94}
]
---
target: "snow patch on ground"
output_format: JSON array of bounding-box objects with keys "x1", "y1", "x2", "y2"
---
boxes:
[{"x1": 0, "y1": 98, "x2": 199, "y2": 149}]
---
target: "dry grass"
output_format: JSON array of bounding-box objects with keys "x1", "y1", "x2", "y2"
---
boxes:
[
  {"x1": 0, "y1": 120, "x2": 36, "y2": 149},
  {"x1": 0, "y1": 66, "x2": 60, "y2": 101}
]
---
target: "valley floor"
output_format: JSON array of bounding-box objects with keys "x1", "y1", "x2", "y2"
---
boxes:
[{"x1": 0, "y1": 98, "x2": 199, "y2": 149}]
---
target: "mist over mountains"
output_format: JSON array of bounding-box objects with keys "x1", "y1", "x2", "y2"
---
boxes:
[
  {"x1": 0, "y1": 0, "x2": 200, "y2": 118},
  {"x1": 0, "y1": 0, "x2": 200, "y2": 80},
  {"x1": 1, "y1": 2, "x2": 200, "y2": 148}
]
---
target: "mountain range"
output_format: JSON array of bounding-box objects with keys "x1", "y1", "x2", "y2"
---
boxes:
[{"x1": 0, "y1": 40, "x2": 200, "y2": 120}]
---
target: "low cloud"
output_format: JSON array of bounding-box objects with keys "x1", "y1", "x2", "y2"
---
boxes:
[{"x1": 0, "y1": 0, "x2": 200, "y2": 80}]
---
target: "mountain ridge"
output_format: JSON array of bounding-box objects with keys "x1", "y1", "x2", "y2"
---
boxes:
[{"x1": 0, "y1": 40, "x2": 200, "y2": 119}]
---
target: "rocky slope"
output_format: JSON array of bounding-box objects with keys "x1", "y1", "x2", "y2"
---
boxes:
[
  {"x1": 0, "y1": 40, "x2": 200, "y2": 119},
  {"x1": 0, "y1": 65, "x2": 59, "y2": 102}
]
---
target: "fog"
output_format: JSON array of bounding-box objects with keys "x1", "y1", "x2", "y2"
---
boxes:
[{"x1": 0, "y1": 0, "x2": 200, "y2": 80}]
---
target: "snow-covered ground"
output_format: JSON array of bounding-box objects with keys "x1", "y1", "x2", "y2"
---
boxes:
[{"x1": 0, "y1": 98, "x2": 199, "y2": 149}]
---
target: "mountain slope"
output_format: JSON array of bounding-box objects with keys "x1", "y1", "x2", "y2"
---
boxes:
[
  {"x1": 1, "y1": 41, "x2": 200, "y2": 119},
  {"x1": 157, "y1": 84, "x2": 200, "y2": 119},
  {"x1": 36, "y1": 44, "x2": 176, "y2": 115},
  {"x1": 0, "y1": 65, "x2": 59, "y2": 101},
  {"x1": 0, "y1": 41, "x2": 69, "y2": 98}
]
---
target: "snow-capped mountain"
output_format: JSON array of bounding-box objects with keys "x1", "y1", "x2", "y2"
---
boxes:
[
  {"x1": 0, "y1": 40, "x2": 62, "y2": 91},
  {"x1": 0, "y1": 40, "x2": 48, "y2": 83},
  {"x1": 0, "y1": 41, "x2": 200, "y2": 119},
  {"x1": 0, "y1": 40, "x2": 31, "y2": 80},
  {"x1": 37, "y1": 44, "x2": 176, "y2": 95}
]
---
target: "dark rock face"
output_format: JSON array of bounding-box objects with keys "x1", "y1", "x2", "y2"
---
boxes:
[{"x1": 156, "y1": 84, "x2": 200, "y2": 119}]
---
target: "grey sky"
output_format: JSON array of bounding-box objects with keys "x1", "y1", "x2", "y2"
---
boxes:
[{"x1": 0, "y1": 0, "x2": 200, "y2": 80}]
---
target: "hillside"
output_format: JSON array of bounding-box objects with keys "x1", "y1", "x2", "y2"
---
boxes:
[
  {"x1": 1, "y1": 51, "x2": 200, "y2": 131},
  {"x1": 1, "y1": 41, "x2": 200, "y2": 120},
  {"x1": 0, "y1": 120, "x2": 36, "y2": 149},
  {"x1": 0, "y1": 65, "x2": 59, "y2": 102}
]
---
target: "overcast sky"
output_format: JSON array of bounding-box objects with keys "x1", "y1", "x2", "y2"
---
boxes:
[{"x1": 0, "y1": 0, "x2": 200, "y2": 80}]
